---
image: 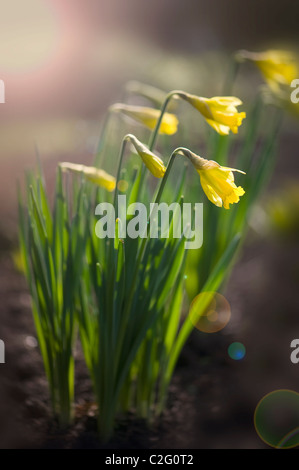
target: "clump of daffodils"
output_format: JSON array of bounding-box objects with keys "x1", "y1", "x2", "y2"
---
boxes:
[{"x1": 22, "y1": 65, "x2": 272, "y2": 443}]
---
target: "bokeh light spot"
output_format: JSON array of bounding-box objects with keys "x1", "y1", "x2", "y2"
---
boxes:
[
  {"x1": 189, "y1": 292, "x2": 231, "y2": 333},
  {"x1": 254, "y1": 390, "x2": 299, "y2": 449},
  {"x1": 207, "y1": 309, "x2": 218, "y2": 322},
  {"x1": 117, "y1": 180, "x2": 129, "y2": 192},
  {"x1": 228, "y1": 342, "x2": 246, "y2": 360}
]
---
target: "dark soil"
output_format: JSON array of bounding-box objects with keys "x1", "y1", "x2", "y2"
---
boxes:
[
  {"x1": 0, "y1": 132, "x2": 299, "y2": 449},
  {"x1": 0, "y1": 229, "x2": 299, "y2": 449}
]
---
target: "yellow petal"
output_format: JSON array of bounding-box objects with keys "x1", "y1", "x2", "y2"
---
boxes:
[
  {"x1": 205, "y1": 119, "x2": 230, "y2": 135},
  {"x1": 158, "y1": 113, "x2": 179, "y2": 135},
  {"x1": 60, "y1": 162, "x2": 116, "y2": 191},
  {"x1": 111, "y1": 104, "x2": 178, "y2": 135},
  {"x1": 84, "y1": 168, "x2": 116, "y2": 191},
  {"x1": 174, "y1": 92, "x2": 245, "y2": 135},
  {"x1": 199, "y1": 178, "x2": 223, "y2": 207},
  {"x1": 140, "y1": 152, "x2": 166, "y2": 177},
  {"x1": 199, "y1": 165, "x2": 245, "y2": 209},
  {"x1": 127, "y1": 134, "x2": 166, "y2": 178},
  {"x1": 206, "y1": 96, "x2": 243, "y2": 108},
  {"x1": 221, "y1": 166, "x2": 246, "y2": 175},
  {"x1": 223, "y1": 186, "x2": 245, "y2": 209},
  {"x1": 239, "y1": 49, "x2": 298, "y2": 91},
  {"x1": 178, "y1": 148, "x2": 246, "y2": 209}
]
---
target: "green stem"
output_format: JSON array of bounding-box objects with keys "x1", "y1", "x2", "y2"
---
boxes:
[
  {"x1": 113, "y1": 135, "x2": 131, "y2": 210},
  {"x1": 132, "y1": 149, "x2": 179, "y2": 274},
  {"x1": 55, "y1": 354, "x2": 73, "y2": 427},
  {"x1": 148, "y1": 91, "x2": 179, "y2": 151},
  {"x1": 112, "y1": 148, "x2": 182, "y2": 400},
  {"x1": 166, "y1": 234, "x2": 241, "y2": 385},
  {"x1": 98, "y1": 402, "x2": 116, "y2": 442},
  {"x1": 222, "y1": 56, "x2": 240, "y2": 95},
  {"x1": 137, "y1": 91, "x2": 180, "y2": 196},
  {"x1": 107, "y1": 135, "x2": 131, "y2": 336},
  {"x1": 119, "y1": 147, "x2": 187, "y2": 338}
]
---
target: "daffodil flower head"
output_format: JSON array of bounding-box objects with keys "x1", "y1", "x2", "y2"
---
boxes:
[
  {"x1": 177, "y1": 92, "x2": 246, "y2": 135},
  {"x1": 126, "y1": 134, "x2": 166, "y2": 178},
  {"x1": 236, "y1": 49, "x2": 298, "y2": 92},
  {"x1": 110, "y1": 103, "x2": 178, "y2": 135},
  {"x1": 179, "y1": 149, "x2": 245, "y2": 209},
  {"x1": 60, "y1": 163, "x2": 116, "y2": 191}
]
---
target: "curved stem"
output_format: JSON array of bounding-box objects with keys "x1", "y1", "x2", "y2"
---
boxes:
[
  {"x1": 137, "y1": 90, "x2": 181, "y2": 198},
  {"x1": 107, "y1": 135, "x2": 131, "y2": 309},
  {"x1": 112, "y1": 148, "x2": 178, "y2": 387},
  {"x1": 122, "y1": 147, "x2": 186, "y2": 319},
  {"x1": 148, "y1": 91, "x2": 179, "y2": 151},
  {"x1": 113, "y1": 134, "x2": 131, "y2": 209},
  {"x1": 113, "y1": 147, "x2": 191, "y2": 403},
  {"x1": 107, "y1": 134, "x2": 133, "y2": 299},
  {"x1": 113, "y1": 133, "x2": 144, "y2": 212},
  {"x1": 151, "y1": 149, "x2": 179, "y2": 204}
]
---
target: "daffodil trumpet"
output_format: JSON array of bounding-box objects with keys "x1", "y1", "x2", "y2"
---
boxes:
[
  {"x1": 175, "y1": 92, "x2": 246, "y2": 135},
  {"x1": 236, "y1": 49, "x2": 298, "y2": 93},
  {"x1": 173, "y1": 148, "x2": 245, "y2": 209},
  {"x1": 148, "y1": 90, "x2": 246, "y2": 155},
  {"x1": 115, "y1": 134, "x2": 166, "y2": 187},
  {"x1": 133, "y1": 145, "x2": 245, "y2": 290},
  {"x1": 110, "y1": 103, "x2": 178, "y2": 136},
  {"x1": 131, "y1": 89, "x2": 245, "y2": 204},
  {"x1": 151, "y1": 146, "x2": 245, "y2": 210},
  {"x1": 113, "y1": 134, "x2": 167, "y2": 214}
]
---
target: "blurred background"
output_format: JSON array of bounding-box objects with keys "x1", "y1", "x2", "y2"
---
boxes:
[
  {"x1": 0, "y1": 0, "x2": 299, "y2": 448},
  {"x1": 1, "y1": 0, "x2": 298, "y2": 226}
]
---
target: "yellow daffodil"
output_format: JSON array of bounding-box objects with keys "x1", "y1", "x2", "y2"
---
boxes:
[
  {"x1": 110, "y1": 103, "x2": 178, "y2": 135},
  {"x1": 60, "y1": 163, "x2": 116, "y2": 191},
  {"x1": 176, "y1": 92, "x2": 246, "y2": 135},
  {"x1": 179, "y1": 149, "x2": 245, "y2": 209},
  {"x1": 126, "y1": 134, "x2": 166, "y2": 178},
  {"x1": 237, "y1": 50, "x2": 298, "y2": 92}
]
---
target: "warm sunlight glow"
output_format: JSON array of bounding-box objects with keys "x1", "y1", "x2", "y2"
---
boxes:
[{"x1": 0, "y1": 0, "x2": 58, "y2": 72}]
